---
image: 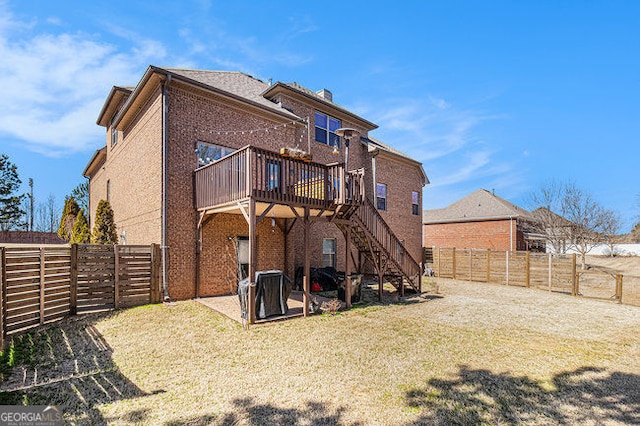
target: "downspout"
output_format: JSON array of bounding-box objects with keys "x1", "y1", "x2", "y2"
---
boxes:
[
  {"x1": 161, "y1": 73, "x2": 172, "y2": 302},
  {"x1": 369, "y1": 146, "x2": 379, "y2": 200}
]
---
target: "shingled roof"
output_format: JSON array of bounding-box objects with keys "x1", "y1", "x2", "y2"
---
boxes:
[
  {"x1": 164, "y1": 68, "x2": 301, "y2": 120},
  {"x1": 423, "y1": 189, "x2": 533, "y2": 224}
]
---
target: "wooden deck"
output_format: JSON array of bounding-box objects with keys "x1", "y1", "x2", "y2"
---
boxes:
[{"x1": 196, "y1": 291, "x2": 339, "y2": 324}]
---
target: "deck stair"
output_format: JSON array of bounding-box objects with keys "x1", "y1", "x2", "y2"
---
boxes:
[{"x1": 334, "y1": 196, "x2": 421, "y2": 296}]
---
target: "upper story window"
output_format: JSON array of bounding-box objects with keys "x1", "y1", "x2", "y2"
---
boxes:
[
  {"x1": 314, "y1": 112, "x2": 341, "y2": 147},
  {"x1": 111, "y1": 127, "x2": 117, "y2": 147},
  {"x1": 376, "y1": 183, "x2": 387, "y2": 211},
  {"x1": 412, "y1": 191, "x2": 420, "y2": 216},
  {"x1": 196, "y1": 141, "x2": 236, "y2": 167}
]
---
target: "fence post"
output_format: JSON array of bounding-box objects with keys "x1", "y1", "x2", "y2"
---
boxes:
[
  {"x1": 617, "y1": 274, "x2": 623, "y2": 304},
  {"x1": 437, "y1": 247, "x2": 441, "y2": 277},
  {"x1": 571, "y1": 254, "x2": 577, "y2": 296},
  {"x1": 114, "y1": 245, "x2": 120, "y2": 309},
  {"x1": 70, "y1": 244, "x2": 78, "y2": 315},
  {"x1": 452, "y1": 248, "x2": 456, "y2": 280},
  {"x1": 548, "y1": 253, "x2": 552, "y2": 292},
  {"x1": 469, "y1": 249, "x2": 473, "y2": 281},
  {"x1": 39, "y1": 247, "x2": 45, "y2": 325},
  {"x1": 0, "y1": 247, "x2": 6, "y2": 349},
  {"x1": 486, "y1": 249, "x2": 491, "y2": 283},
  {"x1": 505, "y1": 251, "x2": 509, "y2": 286},
  {"x1": 150, "y1": 243, "x2": 160, "y2": 303},
  {"x1": 525, "y1": 251, "x2": 530, "y2": 288}
]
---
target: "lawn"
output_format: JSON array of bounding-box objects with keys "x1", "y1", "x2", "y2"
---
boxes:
[{"x1": 0, "y1": 278, "x2": 638, "y2": 425}]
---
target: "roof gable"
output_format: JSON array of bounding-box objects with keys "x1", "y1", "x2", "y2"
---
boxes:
[{"x1": 423, "y1": 189, "x2": 532, "y2": 224}]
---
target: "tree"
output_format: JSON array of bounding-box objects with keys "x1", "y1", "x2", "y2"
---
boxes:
[
  {"x1": 71, "y1": 181, "x2": 89, "y2": 213},
  {"x1": 0, "y1": 154, "x2": 25, "y2": 231},
  {"x1": 530, "y1": 181, "x2": 611, "y2": 268},
  {"x1": 529, "y1": 180, "x2": 573, "y2": 254},
  {"x1": 35, "y1": 194, "x2": 60, "y2": 233},
  {"x1": 91, "y1": 200, "x2": 118, "y2": 244},
  {"x1": 630, "y1": 222, "x2": 640, "y2": 243},
  {"x1": 70, "y1": 209, "x2": 90, "y2": 244},
  {"x1": 562, "y1": 183, "x2": 609, "y2": 269},
  {"x1": 58, "y1": 196, "x2": 80, "y2": 241},
  {"x1": 599, "y1": 209, "x2": 622, "y2": 257}
]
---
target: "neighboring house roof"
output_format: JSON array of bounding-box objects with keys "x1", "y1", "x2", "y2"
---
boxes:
[{"x1": 423, "y1": 189, "x2": 533, "y2": 224}]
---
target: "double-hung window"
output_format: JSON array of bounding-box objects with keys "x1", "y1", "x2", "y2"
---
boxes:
[
  {"x1": 322, "y1": 238, "x2": 336, "y2": 268},
  {"x1": 376, "y1": 183, "x2": 387, "y2": 211},
  {"x1": 315, "y1": 112, "x2": 341, "y2": 147},
  {"x1": 412, "y1": 191, "x2": 420, "y2": 216}
]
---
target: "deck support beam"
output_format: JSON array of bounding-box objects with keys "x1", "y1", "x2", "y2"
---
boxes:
[
  {"x1": 303, "y1": 206, "x2": 311, "y2": 317},
  {"x1": 345, "y1": 225, "x2": 352, "y2": 309},
  {"x1": 248, "y1": 199, "x2": 257, "y2": 324}
]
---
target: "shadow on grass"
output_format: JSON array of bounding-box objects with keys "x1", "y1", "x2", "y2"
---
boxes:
[
  {"x1": 165, "y1": 397, "x2": 361, "y2": 426},
  {"x1": 0, "y1": 310, "x2": 164, "y2": 424},
  {"x1": 404, "y1": 365, "x2": 640, "y2": 425}
]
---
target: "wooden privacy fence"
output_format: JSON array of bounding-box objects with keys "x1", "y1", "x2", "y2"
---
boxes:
[
  {"x1": 431, "y1": 248, "x2": 628, "y2": 305},
  {"x1": 0, "y1": 244, "x2": 161, "y2": 347}
]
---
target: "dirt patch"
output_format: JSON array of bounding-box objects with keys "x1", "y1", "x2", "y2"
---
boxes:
[{"x1": 0, "y1": 279, "x2": 638, "y2": 425}]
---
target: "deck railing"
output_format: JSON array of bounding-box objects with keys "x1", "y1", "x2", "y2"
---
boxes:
[
  {"x1": 194, "y1": 146, "x2": 364, "y2": 211},
  {"x1": 353, "y1": 197, "x2": 421, "y2": 285}
]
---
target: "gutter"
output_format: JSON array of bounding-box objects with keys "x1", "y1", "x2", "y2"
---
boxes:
[{"x1": 161, "y1": 73, "x2": 172, "y2": 302}]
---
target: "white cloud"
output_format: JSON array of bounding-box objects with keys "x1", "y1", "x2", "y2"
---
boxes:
[{"x1": 0, "y1": 5, "x2": 167, "y2": 157}]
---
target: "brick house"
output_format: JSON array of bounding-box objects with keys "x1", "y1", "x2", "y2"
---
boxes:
[
  {"x1": 84, "y1": 66, "x2": 427, "y2": 321},
  {"x1": 423, "y1": 189, "x2": 545, "y2": 252}
]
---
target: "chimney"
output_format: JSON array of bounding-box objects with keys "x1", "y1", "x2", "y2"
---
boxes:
[{"x1": 316, "y1": 89, "x2": 332, "y2": 102}]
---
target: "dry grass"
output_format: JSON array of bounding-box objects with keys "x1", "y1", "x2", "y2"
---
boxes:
[{"x1": 0, "y1": 278, "x2": 638, "y2": 425}]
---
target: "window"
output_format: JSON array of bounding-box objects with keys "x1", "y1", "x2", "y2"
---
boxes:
[
  {"x1": 376, "y1": 183, "x2": 387, "y2": 211},
  {"x1": 266, "y1": 159, "x2": 281, "y2": 190},
  {"x1": 314, "y1": 112, "x2": 341, "y2": 147},
  {"x1": 412, "y1": 191, "x2": 420, "y2": 216},
  {"x1": 196, "y1": 141, "x2": 235, "y2": 167},
  {"x1": 111, "y1": 127, "x2": 118, "y2": 147},
  {"x1": 322, "y1": 238, "x2": 336, "y2": 268}
]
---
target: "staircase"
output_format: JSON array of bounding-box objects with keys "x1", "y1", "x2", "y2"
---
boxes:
[{"x1": 334, "y1": 196, "x2": 422, "y2": 295}]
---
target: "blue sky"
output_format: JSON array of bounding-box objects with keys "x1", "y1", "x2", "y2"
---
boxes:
[{"x1": 0, "y1": 0, "x2": 638, "y2": 231}]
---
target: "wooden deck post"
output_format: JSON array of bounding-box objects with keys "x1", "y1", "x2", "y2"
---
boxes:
[
  {"x1": 114, "y1": 245, "x2": 120, "y2": 309},
  {"x1": 345, "y1": 225, "x2": 352, "y2": 309},
  {"x1": 248, "y1": 199, "x2": 257, "y2": 324},
  {"x1": 70, "y1": 244, "x2": 78, "y2": 315},
  {"x1": 303, "y1": 206, "x2": 311, "y2": 316},
  {"x1": 1, "y1": 247, "x2": 6, "y2": 349},
  {"x1": 39, "y1": 247, "x2": 45, "y2": 324}
]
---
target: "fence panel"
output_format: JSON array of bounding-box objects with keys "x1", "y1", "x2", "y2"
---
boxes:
[{"x1": 0, "y1": 244, "x2": 160, "y2": 344}]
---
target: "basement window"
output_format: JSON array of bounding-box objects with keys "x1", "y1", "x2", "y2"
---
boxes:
[
  {"x1": 322, "y1": 238, "x2": 336, "y2": 268},
  {"x1": 376, "y1": 183, "x2": 387, "y2": 211}
]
